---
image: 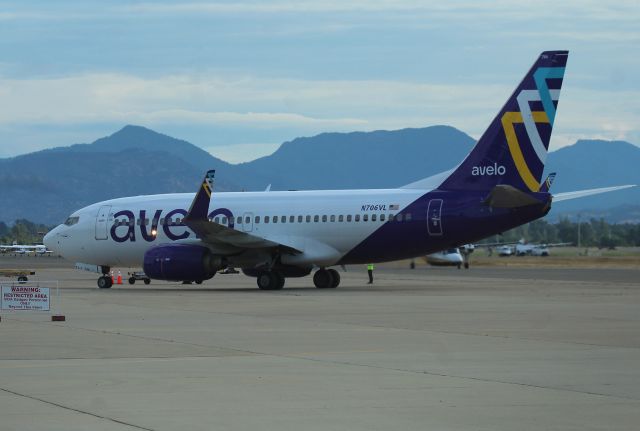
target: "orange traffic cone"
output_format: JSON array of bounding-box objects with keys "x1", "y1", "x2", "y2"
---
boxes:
[
  {"x1": 110, "y1": 270, "x2": 114, "y2": 283},
  {"x1": 117, "y1": 271, "x2": 122, "y2": 285}
]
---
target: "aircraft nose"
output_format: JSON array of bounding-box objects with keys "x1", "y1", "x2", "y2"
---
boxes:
[{"x1": 43, "y1": 226, "x2": 62, "y2": 255}]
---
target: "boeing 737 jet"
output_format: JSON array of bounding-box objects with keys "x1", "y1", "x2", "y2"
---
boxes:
[{"x1": 44, "y1": 51, "x2": 634, "y2": 289}]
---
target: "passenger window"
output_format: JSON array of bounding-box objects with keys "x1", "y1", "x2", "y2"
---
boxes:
[
  {"x1": 355, "y1": 214, "x2": 360, "y2": 222},
  {"x1": 306, "y1": 215, "x2": 311, "y2": 223},
  {"x1": 273, "y1": 216, "x2": 278, "y2": 223},
  {"x1": 281, "y1": 216, "x2": 286, "y2": 223},
  {"x1": 363, "y1": 214, "x2": 368, "y2": 222},
  {"x1": 290, "y1": 215, "x2": 295, "y2": 223},
  {"x1": 380, "y1": 214, "x2": 386, "y2": 222},
  {"x1": 136, "y1": 219, "x2": 141, "y2": 226},
  {"x1": 255, "y1": 216, "x2": 260, "y2": 224},
  {"x1": 222, "y1": 217, "x2": 228, "y2": 224},
  {"x1": 330, "y1": 215, "x2": 335, "y2": 222},
  {"x1": 347, "y1": 215, "x2": 352, "y2": 222},
  {"x1": 406, "y1": 213, "x2": 412, "y2": 221},
  {"x1": 265, "y1": 216, "x2": 270, "y2": 223},
  {"x1": 338, "y1": 215, "x2": 344, "y2": 222},
  {"x1": 159, "y1": 218, "x2": 165, "y2": 225},
  {"x1": 245, "y1": 216, "x2": 250, "y2": 224},
  {"x1": 214, "y1": 217, "x2": 220, "y2": 224},
  {"x1": 372, "y1": 214, "x2": 377, "y2": 222},
  {"x1": 314, "y1": 215, "x2": 319, "y2": 222},
  {"x1": 322, "y1": 215, "x2": 327, "y2": 222},
  {"x1": 236, "y1": 216, "x2": 242, "y2": 224},
  {"x1": 396, "y1": 214, "x2": 403, "y2": 222}
]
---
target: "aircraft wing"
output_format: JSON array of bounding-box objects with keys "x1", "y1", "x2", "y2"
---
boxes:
[
  {"x1": 553, "y1": 185, "x2": 636, "y2": 202},
  {"x1": 183, "y1": 170, "x2": 302, "y2": 254}
]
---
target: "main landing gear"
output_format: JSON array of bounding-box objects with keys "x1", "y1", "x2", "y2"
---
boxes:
[
  {"x1": 255, "y1": 268, "x2": 341, "y2": 290},
  {"x1": 313, "y1": 268, "x2": 340, "y2": 289},
  {"x1": 256, "y1": 271, "x2": 285, "y2": 290}
]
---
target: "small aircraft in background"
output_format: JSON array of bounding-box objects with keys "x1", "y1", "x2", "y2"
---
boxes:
[
  {"x1": 426, "y1": 244, "x2": 475, "y2": 268},
  {"x1": 426, "y1": 248, "x2": 465, "y2": 268},
  {"x1": 0, "y1": 242, "x2": 52, "y2": 255}
]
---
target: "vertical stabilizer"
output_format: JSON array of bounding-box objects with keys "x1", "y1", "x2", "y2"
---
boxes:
[{"x1": 439, "y1": 51, "x2": 568, "y2": 192}]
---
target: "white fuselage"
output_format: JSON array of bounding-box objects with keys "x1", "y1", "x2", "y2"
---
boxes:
[{"x1": 45, "y1": 188, "x2": 428, "y2": 268}]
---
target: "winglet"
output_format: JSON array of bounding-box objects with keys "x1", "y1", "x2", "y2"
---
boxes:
[
  {"x1": 539, "y1": 172, "x2": 556, "y2": 192},
  {"x1": 185, "y1": 170, "x2": 215, "y2": 221}
]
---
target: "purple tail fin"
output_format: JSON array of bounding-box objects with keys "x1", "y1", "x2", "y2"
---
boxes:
[{"x1": 439, "y1": 51, "x2": 568, "y2": 192}]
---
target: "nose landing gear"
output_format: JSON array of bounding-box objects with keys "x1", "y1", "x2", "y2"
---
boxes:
[
  {"x1": 97, "y1": 275, "x2": 113, "y2": 289},
  {"x1": 97, "y1": 266, "x2": 113, "y2": 289}
]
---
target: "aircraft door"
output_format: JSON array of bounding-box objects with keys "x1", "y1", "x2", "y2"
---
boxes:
[
  {"x1": 427, "y1": 199, "x2": 443, "y2": 236},
  {"x1": 95, "y1": 205, "x2": 112, "y2": 240},
  {"x1": 242, "y1": 212, "x2": 254, "y2": 232}
]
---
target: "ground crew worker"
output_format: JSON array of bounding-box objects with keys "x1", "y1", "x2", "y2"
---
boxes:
[{"x1": 367, "y1": 263, "x2": 374, "y2": 284}]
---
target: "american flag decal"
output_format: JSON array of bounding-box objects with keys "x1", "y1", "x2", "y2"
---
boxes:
[{"x1": 389, "y1": 204, "x2": 399, "y2": 210}]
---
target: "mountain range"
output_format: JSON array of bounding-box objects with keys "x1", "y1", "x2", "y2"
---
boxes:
[{"x1": 0, "y1": 125, "x2": 638, "y2": 225}]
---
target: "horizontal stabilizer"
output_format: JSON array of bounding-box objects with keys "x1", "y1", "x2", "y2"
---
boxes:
[
  {"x1": 484, "y1": 184, "x2": 544, "y2": 208},
  {"x1": 553, "y1": 185, "x2": 636, "y2": 202}
]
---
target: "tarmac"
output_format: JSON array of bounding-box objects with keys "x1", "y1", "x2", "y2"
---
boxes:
[{"x1": 1, "y1": 255, "x2": 640, "y2": 430}]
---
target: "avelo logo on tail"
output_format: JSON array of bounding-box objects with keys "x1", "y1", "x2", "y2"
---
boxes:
[{"x1": 471, "y1": 163, "x2": 506, "y2": 176}]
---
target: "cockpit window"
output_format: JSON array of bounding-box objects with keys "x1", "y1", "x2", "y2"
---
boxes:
[{"x1": 64, "y1": 216, "x2": 80, "y2": 226}]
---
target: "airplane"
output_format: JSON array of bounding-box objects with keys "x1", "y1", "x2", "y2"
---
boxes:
[
  {"x1": 0, "y1": 243, "x2": 51, "y2": 255},
  {"x1": 43, "y1": 50, "x2": 635, "y2": 289},
  {"x1": 425, "y1": 248, "x2": 465, "y2": 268},
  {"x1": 425, "y1": 243, "x2": 476, "y2": 268}
]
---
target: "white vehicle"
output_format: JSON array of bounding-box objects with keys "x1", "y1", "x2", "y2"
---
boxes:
[
  {"x1": 43, "y1": 51, "x2": 634, "y2": 289},
  {"x1": 497, "y1": 245, "x2": 514, "y2": 256}
]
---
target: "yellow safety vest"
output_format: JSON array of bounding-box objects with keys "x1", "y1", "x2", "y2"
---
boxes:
[{"x1": 367, "y1": 263, "x2": 374, "y2": 271}]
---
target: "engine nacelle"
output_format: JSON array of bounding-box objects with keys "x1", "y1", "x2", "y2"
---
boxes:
[{"x1": 143, "y1": 244, "x2": 223, "y2": 281}]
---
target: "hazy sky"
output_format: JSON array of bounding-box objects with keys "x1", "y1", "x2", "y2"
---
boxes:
[{"x1": 0, "y1": 1, "x2": 638, "y2": 162}]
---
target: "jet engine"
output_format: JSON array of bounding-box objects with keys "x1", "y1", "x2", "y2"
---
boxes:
[{"x1": 143, "y1": 244, "x2": 223, "y2": 282}]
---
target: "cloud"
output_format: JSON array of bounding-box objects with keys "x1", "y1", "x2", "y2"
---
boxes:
[{"x1": 0, "y1": 71, "x2": 638, "y2": 158}]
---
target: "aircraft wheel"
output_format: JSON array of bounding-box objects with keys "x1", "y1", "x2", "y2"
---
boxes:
[
  {"x1": 97, "y1": 276, "x2": 112, "y2": 289},
  {"x1": 464, "y1": 262, "x2": 469, "y2": 269},
  {"x1": 326, "y1": 269, "x2": 340, "y2": 288},
  {"x1": 143, "y1": 278, "x2": 151, "y2": 285},
  {"x1": 195, "y1": 280, "x2": 203, "y2": 285},
  {"x1": 128, "y1": 277, "x2": 136, "y2": 285},
  {"x1": 17, "y1": 275, "x2": 28, "y2": 283},
  {"x1": 313, "y1": 269, "x2": 334, "y2": 289},
  {"x1": 257, "y1": 272, "x2": 283, "y2": 290}
]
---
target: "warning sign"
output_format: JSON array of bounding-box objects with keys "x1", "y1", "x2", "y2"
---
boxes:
[{"x1": 1, "y1": 285, "x2": 50, "y2": 311}]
